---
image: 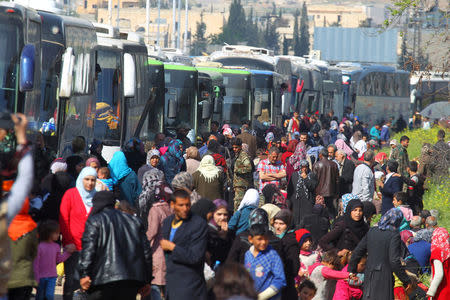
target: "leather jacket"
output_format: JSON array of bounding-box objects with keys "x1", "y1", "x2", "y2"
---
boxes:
[
  {"x1": 312, "y1": 158, "x2": 339, "y2": 197},
  {"x1": 79, "y1": 208, "x2": 152, "y2": 286}
]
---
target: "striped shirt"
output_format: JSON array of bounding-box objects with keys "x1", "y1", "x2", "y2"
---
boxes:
[{"x1": 257, "y1": 159, "x2": 286, "y2": 192}]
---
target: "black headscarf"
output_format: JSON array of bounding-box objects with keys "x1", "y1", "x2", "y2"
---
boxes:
[
  {"x1": 273, "y1": 209, "x2": 293, "y2": 228},
  {"x1": 344, "y1": 199, "x2": 368, "y2": 240},
  {"x1": 66, "y1": 155, "x2": 84, "y2": 179},
  {"x1": 191, "y1": 198, "x2": 217, "y2": 221},
  {"x1": 90, "y1": 191, "x2": 116, "y2": 216}
]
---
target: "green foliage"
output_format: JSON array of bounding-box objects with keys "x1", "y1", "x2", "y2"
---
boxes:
[
  {"x1": 263, "y1": 16, "x2": 280, "y2": 53},
  {"x1": 423, "y1": 178, "x2": 450, "y2": 230},
  {"x1": 293, "y1": 9, "x2": 301, "y2": 56},
  {"x1": 222, "y1": 0, "x2": 248, "y2": 44},
  {"x1": 298, "y1": 2, "x2": 310, "y2": 56},
  {"x1": 398, "y1": 36, "x2": 413, "y2": 71},
  {"x1": 191, "y1": 14, "x2": 207, "y2": 56},
  {"x1": 282, "y1": 35, "x2": 290, "y2": 55}
]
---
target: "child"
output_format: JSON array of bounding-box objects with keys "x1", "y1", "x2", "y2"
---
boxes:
[
  {"x1": 393, "y1": 192, "x2": 413, "y2": 222},
  {"x1": 33, "y1": 220, "x2": 76, "y2": 300},
  {"x1": 402, "y1": 161, "x2": 424, "y2": 215},
  {"x1": 96, "y1": 167, "x2": 114, "y2": 191},
  {"x1": 333, "y1": 255, "x2": 366, "y2": 300},
  {"x1": 308, "y1": 250, "x2": 350, "y2": 300},
  {"x1": 298, "y1": 279, "x2": 317, "y2": 300},
  {"x1": 295, "y1": 229, "x2": 320, "y2": 284},
  {"x1": 245, "y1": 224, "x2": 286, "y2": 300}
]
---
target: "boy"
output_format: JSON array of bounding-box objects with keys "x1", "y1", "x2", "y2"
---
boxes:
[
  {"x1": 245, "y1": 224, "x2": 286, "y2": 300},
  {"x1": 393, "y1": 192, "x2": 413, "y2": 222},
  {"x1": 96, "y1": 167, "x2": 114, "y2": 191},
  {"x1": 401, "y1": 161, "x2": 425, "y2": 215},
  {"x1": 297, "y1": 279, "x2": 316, "y2": 300}
]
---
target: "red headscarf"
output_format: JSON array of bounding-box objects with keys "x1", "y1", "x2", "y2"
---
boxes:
[{"x1": 431, "y1": 227, "x2": 450, "y2": 262}]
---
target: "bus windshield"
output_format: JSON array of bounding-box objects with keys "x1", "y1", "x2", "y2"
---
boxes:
[
  {"x1": 164, "y1": 68, "x2": 196, "y2": 133},
  {"x1": 253, "y1": 74, "x2": 273, "y2": 125},
  {"x1": 0, "y1": 21, "x2": 22, "y2": 112},
  {"x1": 222, "y1": 74, "x2": 250, "y2": 127},
  {"x1": 94, "y1": 49, "x2": 121, "y2": 145}
]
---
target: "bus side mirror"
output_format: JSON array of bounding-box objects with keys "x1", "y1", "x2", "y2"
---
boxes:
[
  {"x1": 202, "y1": 101, "x2": 211, "y2": 119},
  {"x1": 253, "y1": 101, "x2": 262, "y2": 116},
  {"x1": 123, "y1": 53, "x2": 136, "y2": 98},
  {"x1": 59, "y1": 47, "x2": 74, "y2": 98},
  {"x1": 19, "y1": 44, "x2": 35, "y2": 92},
  {"x1": 168, "y1": 99, "x2": 177, "y2": 119}
]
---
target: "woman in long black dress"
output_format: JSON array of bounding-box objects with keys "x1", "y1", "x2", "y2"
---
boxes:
[{"x1": 287, "y1": 159, "x2": 318, "y2": 227}]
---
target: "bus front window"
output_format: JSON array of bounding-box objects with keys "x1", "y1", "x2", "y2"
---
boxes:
[
  {"x1": 253, "y1": 74, "x2": 273, "y2": 127},
  {"x1": 0, "y1": 22, "x2": 22, "y2": 112},
  {"x1": 222, "y1": 74, "x2": 250, "y2": 127}
]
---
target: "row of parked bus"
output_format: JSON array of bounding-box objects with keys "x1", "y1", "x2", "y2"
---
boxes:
[{"x1": 2, "y1": 3, "x2": 447, "y2": 160}]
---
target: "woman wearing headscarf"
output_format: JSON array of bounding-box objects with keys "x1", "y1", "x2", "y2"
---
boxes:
[
  {"x1": 287, "y1": 159, "x2": 318, "y2": 227},
  {"x1": 108, "y1": 151, "x2": 142, "y2": 206},
  {"x1": 207, "y1": 139, "x2": 228, "y2": 174},
  {"x1": 272, "y1": 209, "x2": 299, "y2": 300},
  {"x1": 137, "y1": 149, "x2": 161, "y2": 184},
  {"x1": 353, "y1": 138, "x2": 368, "y2": 160},
  {"x1": 171, "y1": 172, "x2": 201, "y2": 205},
  {"x1": 85, "y1": 156, "x2": 100, "y2": 171},
  {"x1": 89, "y1": 139, "x2": 107, "y2": 167},
  {"x1": 319, "y1": 199, "x2": 369, "y2": 257},
  {"x1": 206, "y1": 199, "x2": 233, "y2": 267},
  {"x1": 329, "y1": 120, "x2": 339, "y2": 144},
  {"x1": 286, "y1": 142, "x2": 307, "y2": 181},
  {"x1": 146, "y1": 181, "x2": 173, "y2": 300},
  {"x1": 349, "y1": 208, "x2": 412, "y2": 300},
  {"x1": 427, "y1": 227, "x2": 450, "y2": 300},
  {"x1": 137, "y1": 168, "x2": 165, "y2": 229},
  {"x1": 40, "y1": 168, "x2": 73, "y2": 222},
  {"x1": 185, "y1": 146, "x2": 201, "y2": 174},
  {"x1": 192, "y1": 155, "x2": 225, "y2": 201},
  {"x1": 281, "y1": 139, "x2": 299, "y2": 166},
  {"x1": 261, "y1": 203, "x2": 281, "y2": 233},
  {"x1": 66, "y1": 155, "x2": 84, "y2": 181},
  {"x1": 226, "y1": 208, "x2": 283, "y2": 264},
  {"x1": 265, "y1": 132, "x2": 275, "y2": 149},
  {"x1": 59, "y1": 167, "x2": 97, "y2": 299},
  {"x1": 262, "y1": 184, "x2": 288, "y2": 209},
  {"x1": 123, "y1": 137, "x2": 146, "y2": 174},
  {"x1": 159, "y1": 139, "x2": 186, "y2": 184},
  {"x1": 350, "y1": 130, "x2": 362, "y2": 150},
  {"x1": 335, "y1": 139, "x2": 355, "y2": 160},
  {"x1": 228, "y1": 189, "x2": 260, "y2": 235}
]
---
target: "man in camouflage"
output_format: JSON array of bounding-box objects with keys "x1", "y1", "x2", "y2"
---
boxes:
[
  {"x1": 395, "y1": 135, "x2": 410, "y2": 178},
  {"x1": 232, "y1": 138, "x2": 253, "y2": 211}
]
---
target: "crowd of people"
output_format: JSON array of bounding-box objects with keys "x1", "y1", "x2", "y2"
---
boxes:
[{"x1": 1, "y1": 110, "x2": 449, "y2": 300}]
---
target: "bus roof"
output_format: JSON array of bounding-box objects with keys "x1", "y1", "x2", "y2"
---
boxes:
[
  {"x1": 196, "y1": 67, "x2": 250, "y2": 75},
  {"x1": 164, "y1": 64, "x2": 197, "y2": 72},
  {"x1": 96, "y1": 36, "x2": 147, "y2": 54},
  {"x1": 146, "y1": 58, "x2": 164, "y2": 66},
  {"x1": 38, "y1": 10, "x2": 94, "y2": 30},
  {"x1": 250, "y1": 70, "x2": 274, "y2": 76},
  {"x1": 0, "y1": 2, "x2": 41, "y2": 23}
]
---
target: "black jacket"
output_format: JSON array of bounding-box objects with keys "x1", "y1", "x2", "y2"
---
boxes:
[
  {"x1": 79, "y1": 208, "x2": 152, "y2": 286},
  {"x1": 338, "y1": 158, "x2": 355, "y2": 196},
  {"x1": 162, "y1": 213, "x2": 208, "y2": 300},
  {"x1": 349, "y1": 227, "x2": 411, "y2": 300},
  {"x1": 319, "y1": 219, "x2": 368, "y2": 252},
  {"x1": 280, "y1": 232, "x2": 300, "y2": 300}
]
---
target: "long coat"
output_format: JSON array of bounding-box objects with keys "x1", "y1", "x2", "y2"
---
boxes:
[
  {"x1": 380, "y1": 175, "x2": 403, "y2": 215},
  {"x1": 162, "y1": 213, "x2": 208, "y2": 300},
  {"x1": 348, "y1": 227, "x2": 411, "y2": 300},
  {"x1": 287, "y1": 171, "x2": 318, "y2": 226},
  {"x1": 280, "y1": 232, "x2": 300, "y2": 300},
  {"x1": 338, "y1": 158, "x2": 355, "y2": 196}
]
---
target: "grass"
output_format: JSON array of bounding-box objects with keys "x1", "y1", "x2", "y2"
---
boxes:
[{"x1": 374, "y1": 126, "x2": 450, "y2": 230}]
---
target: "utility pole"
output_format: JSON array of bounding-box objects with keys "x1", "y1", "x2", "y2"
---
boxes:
[
  {"x1": 177, "y1": 0, "x2": 181, "y2": 49},
  {"x1": 157, "y1": 0, "x2": 161, "y2": 46},
  {"x1": 108, "y1": 0, "x2": 112, "y2": 25},
  {"x1": 116, "y1": 0, "x2": 120, "y2": 28},
  {"x1": 146, "y1": 0, "x2": 150, "y2": 44},
  {"x1": 172, "y1": 0, "x2": 176, "y2": 48},
  {"x1": 184, "y1": 0, "x2": 188, "y2": 53}
]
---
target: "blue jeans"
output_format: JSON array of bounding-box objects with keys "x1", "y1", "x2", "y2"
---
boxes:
[
  {"x1": 150, "y1": 285, "x2": 164, "y2": 300},
  {"x1": 36, "y1": 277, "x2": 57, "y2": 300}
]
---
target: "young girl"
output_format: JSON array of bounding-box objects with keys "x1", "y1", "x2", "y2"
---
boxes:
[
  {"x1": 308, "y1": 250, "x2": 350, "y2": 300},
  {"x1": 96, "y1": 167, "x2": 114, "y2": 191},
  {"x1": 333, "y1": 255, "x2": 366, "y2": 300},
  {"x1": 33, "y1": 220, "x2": 76, "y2": 300},
  {"x1": 295, "y1": 229, "x2": 320, "y2": 285}
]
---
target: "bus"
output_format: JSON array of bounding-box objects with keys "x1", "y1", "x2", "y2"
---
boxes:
[
  {"x1": 337, "y1": 63, "x2": 410, "y2": 124},
  {"x1": 196, "y1": 67, "x2": 252, "y2": 129},
  {"x1": 94, "y1": 35, "x2": 153, "y2": 161},
  {"x1": 197, "y1": 69, "x2": 223, "y2": 134},
  {"x1": 0, "y1": 3, "x2": 41, "y2": 131},
  {"x1": 37, "y1": 10, "x2": 97, "y2": 155},
  {"x1": 163, "y1": 64, "x2": 198, "y2": 140},
  {"x1": 291, "y1": 63, "x2": 324, "y2": 116},
  {"x1": 410, "y1": 72, "x2": 449, "y2": 112},
  {"x1": 146, "y1": 58, "x2": 165, "y2": 136}
]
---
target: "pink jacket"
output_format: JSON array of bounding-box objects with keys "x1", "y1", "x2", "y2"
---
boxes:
[
  {"x1": 332, "y1": 265, "x2": 363, "y2": 300},
  {"x1": 147, "y1": 202, "x2": 172, "y2": 285}
]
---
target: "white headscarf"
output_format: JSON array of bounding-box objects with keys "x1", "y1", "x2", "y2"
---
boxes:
[
  {"x1": 238, "y1": 189, "x2": 260, "y2": 211},
  {"x1": 197, "y1": 155, "x2": 220, "y2": 183},
  {"x1": 146, "y1": 149, "x2": 160, "y2": 165},
  {"x1": 76, "y1": 167, "x2": 98, "y2": 212},
  {"x1": 354, "y1": 140, "x2": 367, "y2": 158}
]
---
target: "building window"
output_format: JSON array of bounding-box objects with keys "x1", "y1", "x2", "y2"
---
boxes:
[
  {"x1": 92, "y1": 4, "x2": 97, "y2": 8},
  {"x1": 337, "y1": 15, "x2": 341, "y2": 22},
  {"x1": 317, "y1": 15, "x2": 320, "y2": 19},
  {"x1": 84, "y1": 0, "x2": 87, "y2": 9}
]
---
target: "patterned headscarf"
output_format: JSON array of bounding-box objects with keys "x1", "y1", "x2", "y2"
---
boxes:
[
  {"x1": 289, "y1": 142, "x2": 307, "y2": 170},
  {"x1": 431, "y1": 227, "x2": 450, "y2": 262},
  {"x1": 378, "y1": 208, "x2": 404, "y2": 231},
  {"x1": 197, "y1": 155, "x2": 220, "y2": 183},
  {"x1": 265, "y1": 132, "x2": 274, "y2": 143},
  {"x1": 248, "y1": 208, "x2": 269, "y2": 227},
  {"x1": 160, "y1": 139, "x2": 184, "y2": 183},
  {"x1": 400, "y1": 230, "x2": 414, "y2": 245},
  {"x1": 50, "y1": 158, "x2": 67, "y2": 174},
  {"x1": 414, "y1": 228, "x2": 434, "y2": 243},
  {"x1": 335, "y1": 139, "x2": 354, "y2": 157},
  {"x1": 171, "y1": 171, "x2": 194, "y2": 191},
  {"x1": 146, "y1": 149, "x2": 160, "y2": 165},
  {"x1": 341, "y1": 193, "x2": 359, "y2": 213}
]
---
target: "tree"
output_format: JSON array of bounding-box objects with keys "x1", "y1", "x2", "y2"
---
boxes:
[
  {"x1": 298, "y1": 2, "x2": 310, "y2": 56},
  {"x1": 263, "y1": 16, "x2": 279, "y2": 53},
  {"x1": 222, "y1": 0, "x2": 247, "y2": 44},
  {"x1": 246, "y1": 8, "x2": 262, "y2": 46},
  {"x1": 191, "y1": 12, "x2": 207, "y2": 55},
  {"x1": 282, "y1": 35, "x2": 290, "y2": 55},
  {"x1": 293, "y1": 9, "x2": 301, "y2": 56}
]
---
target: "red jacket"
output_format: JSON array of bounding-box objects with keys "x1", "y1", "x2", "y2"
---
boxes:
[{"x1": 59, "y1": 187, "x2": 90, "y2": 251}]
